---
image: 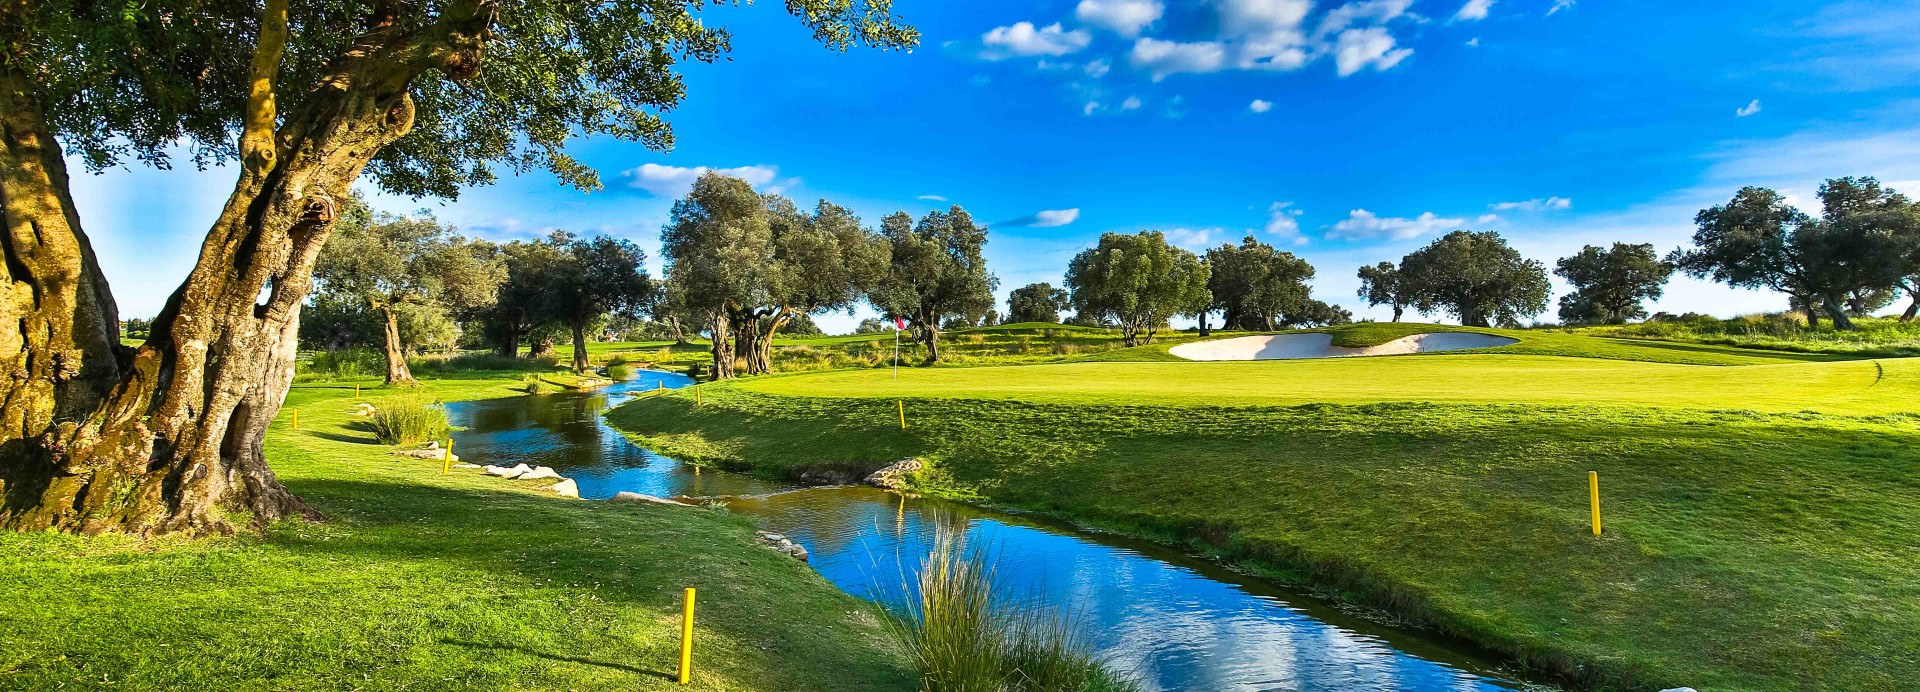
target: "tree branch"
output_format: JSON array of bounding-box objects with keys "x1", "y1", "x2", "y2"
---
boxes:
[{"x1": 240, "y1": 0, "x2": 291, "y2": 169}]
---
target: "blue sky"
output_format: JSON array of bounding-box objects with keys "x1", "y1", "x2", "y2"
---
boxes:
[{"x1": 71, "y1": 0, "x2": 1920, "y2": 332}]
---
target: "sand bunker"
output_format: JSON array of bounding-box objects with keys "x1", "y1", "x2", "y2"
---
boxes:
[{"x1": 1168, "y1": 332, "x2": 1518, "y2": 361}]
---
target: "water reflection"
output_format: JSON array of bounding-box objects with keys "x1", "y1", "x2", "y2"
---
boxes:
[{"x1": 446, "y1": 371, "x2": 1529, "y2": 692}]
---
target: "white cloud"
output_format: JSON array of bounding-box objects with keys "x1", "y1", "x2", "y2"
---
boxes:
[
  {"x1": 1265, "y1": 202, "x2": 1306, "y2": 243},
  {"x1": 1075, "y1": 0, "x2": 1165, "y2": 37},
  {"x1": 982, "y1": 22, "x2": 1092, "y2": 59},
  {"x1": 1490, "y1": 196, "x2": 1573, "y2": 211},
  {"x1": 1164, "y1": 227, "x2": 1223, "y2": 250},
  {"x1": 1332, "y1": 27, "x2": 1413, "y2": 76},
  {"x1": 1121, "y1": 96, "x2": 1144, "y2": 110},
  {"x1": 622, "y1": 163, "x2": 785, "y2": 197},
  {"x1": 1316, "y1": 0, "x2": 1415, "y2": 40},
  {"x1": 1034, "y1": 209, "x2": 1082, "y2": 227},
  {"x1": 917, "y1": 195, "x2": 949, "y2": 202},
  {"x1": 1084, "y1": 58, "x2": 1112, "y2": 78},
  {"x1": 1547, "y1": 0, "x2": 1575, "y2": 16},
  {"x1": 1736, "y1": 99, "x2": 1763, "y2": 117},
  {"x1": 1083, "y1": 100, "x2": 1101, "y2": 116},
  {"x1": 1327, "y1": 209, "x2": 1464, "y2": 240},
  {"x1": 1218, "y1": 0, "x2": 1315, "y2": 36},
  {"x1": 1249, "y1": 99, "x2": 1274, "y2": 113},
  {"x1": 1477, "y1": 213, "x2": 1502, "y2": 224},
  {"x1": 1452, "y1": 0, "x2": 1493, "y2": 22},
  {"x1": 1464, "y1": 37, "x2": 1481, "y2": 47},
  {"x1": 1129, "y1": 38, "x2": 1229, "y2": 80}
]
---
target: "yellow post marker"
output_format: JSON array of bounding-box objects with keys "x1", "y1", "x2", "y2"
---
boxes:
[
  {"x1": 290, "y1": 408, "x2": 298, "y2": 430},
  {"x1": 1589, "y1": 471, "x2": 1602, "y2": 536},
  {"x1": 678, "y1": 587, "x2": 697, "y2": 685},
  {"x1": 442, "y1": 439, "x2": 454, "y2": 475},
  {"x1": 897, "y1": 400, "x2": 907, "y2": 430},
  {"x1": 354, "y1": 384, "x2": 360, "y2": 400}
]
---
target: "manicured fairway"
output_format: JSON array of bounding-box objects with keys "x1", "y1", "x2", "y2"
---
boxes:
[
  {"x1": 609, "y1": 329, "x2": 1920, "y2": 691},
  {"x1": 736, "y1": 354, "x2": 1913, "y2": 414}
]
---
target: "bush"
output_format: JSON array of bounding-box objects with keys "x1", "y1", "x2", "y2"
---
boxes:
[
  {"x1": 888, "y1": 529, "x2": 1136, "y2": 692},
  {"x1": 606, "y1": 354, "x2": 629, "y2": 367},
  {"x1": 524, "y1": 377, "x2": 547, "y2": 395},
  {"x1": 301, "y1": 348, "x2": 384, "y2": 380},
  {"x1": 606, "y1": 364, "x2": 634, "y2": 381},
  {"x1": 368, "y1": 395, "x2": 451, "y2": 445}
]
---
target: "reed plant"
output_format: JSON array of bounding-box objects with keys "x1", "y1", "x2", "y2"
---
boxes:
[
  {"x1": 888, "y1": 529, "x2": 1136, "y2": 692},
  {"x1": 368, "y1": 394, "x2": 451, "y2": 445}
]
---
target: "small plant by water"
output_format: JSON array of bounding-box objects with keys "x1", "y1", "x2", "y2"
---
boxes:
[
  {"x1": 368, "y1": 394, "x2": 451, "y2": 445},
  {"x1": 888, "y1": 530, "x2": 1136, "y2": 692},
  {"x1": 606, "y1": 363, "x2": 635, "y2": 381}
]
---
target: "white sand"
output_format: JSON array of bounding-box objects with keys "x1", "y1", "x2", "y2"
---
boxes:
[{"x1": 1168, "y1": 332, "x2": 1518, "y2": 361}]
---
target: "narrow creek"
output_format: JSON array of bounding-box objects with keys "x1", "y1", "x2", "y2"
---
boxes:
[{"x1": 446, "y1": 370, "x2": 1537, "y2": 691}]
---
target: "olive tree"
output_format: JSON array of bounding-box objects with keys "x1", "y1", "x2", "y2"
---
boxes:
[
  {"x1": 1007, "y1": 283, "x2": 1072, "y2": 324},
  {"x1": 1553, "y1": 243, "x2": 1672, "y2": 325},
  {"x1": 547, "y1": 233, "x2": 655, "y2": 373},
  {"x1": 1356, "y1": 262, "x2": 1409, "y2": 322},
  {"x1": 1399, "y1": 231, "x2": 1551, "y2": 327},
  {"x1": 1672, "y1": 179, "x2": 1915, "y2": 331},
  {"x1": 1066, "y1": 231, "x2": 1211, "y2": 346},
  {"x1": 314, "y1": 203, "x2": 505, "y2": 384},
  {"x1": 1204, "y1": 236, "x2": 1314, "y2": 332},
  {"x1": 662, "y1": 173, "x2": 775, "y2": 380},
  {"x1": 0, "y1": 0, "x2": 915, "y2": 534},
  {"x1": 746, "y1": 197, "x2": 889, "y2": 374},
  {"x1": 870, "y1": 208, "x2": 998, "y2": 362}
]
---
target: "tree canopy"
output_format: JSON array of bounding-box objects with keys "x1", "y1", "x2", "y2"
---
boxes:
[
  {"x1": 1204, "y1": 236, "x2": 1314, "y2": 331},
  {"x1": 1007, "y1": 283, "x2": 1072, "y2": 324},
  {"x1": 1066, "y1": 231, "x2": 1211, "y2": 346},
  {"x1": 1554, "y1": 243, "x2": 1672, "y2": 325},
  {"x1": 546, "y1": 233, "x2": 655, "y2": 373},
  {"x1": 1399, "y1": 230, "x2": 1551, "y2": 327},
  {"x1": 314, "y1": 199, "x2": 504, "y2": 383},
  {"x1": 870, "y1": 207, "x2": 998, "y2": 362},
  {"x1": 1356, "y1": 262, "x2": 1409, "y2": 322},
  {"x1": 1672, "y1": 179, "x2": 1919, "y2": 330}
]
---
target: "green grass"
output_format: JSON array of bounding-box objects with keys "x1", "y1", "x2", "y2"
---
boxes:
[
  {"x1": 0, "y1": 373, "x2": 911, "y2": 691},
  {"x1": 607, "y1": 346, "x2": 1920, "y2": 691}
]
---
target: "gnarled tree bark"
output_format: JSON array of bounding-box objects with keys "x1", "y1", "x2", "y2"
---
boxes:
[{"x1": 0, "y1": 1, "x2": 497, "y2": 535}]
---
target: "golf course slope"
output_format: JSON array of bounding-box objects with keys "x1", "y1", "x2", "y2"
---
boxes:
[
  {"x1": 1168, "y1": 331, "x2": 1518, "y2": 360},
  {"x1": 608, "y1": 324, "x2": 1920, "y2": 691}
]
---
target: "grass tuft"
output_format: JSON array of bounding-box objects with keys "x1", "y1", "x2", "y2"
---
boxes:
[{"x1": 366, "y1": 394, "x2": 451, "y2": 445}]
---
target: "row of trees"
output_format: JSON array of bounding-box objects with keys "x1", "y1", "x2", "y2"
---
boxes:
[
  {"x1": 661, "y1": 172, "x2": 998, "y2": 377},
  {"x1": 306, "y1": 197, "x2": 653, "y2": 385},
  {"x1": 1352, "y1": 177, "x2": 1920, "y2": 330}
]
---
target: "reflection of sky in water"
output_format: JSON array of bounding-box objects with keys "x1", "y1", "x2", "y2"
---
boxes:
[{"x1": 447, "y1": 372, "x2": 1525, "y2": 692}]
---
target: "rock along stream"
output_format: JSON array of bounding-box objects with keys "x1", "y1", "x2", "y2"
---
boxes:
[{"x1": 445, "y1": 370, "x2": 1538, "y2": 692}]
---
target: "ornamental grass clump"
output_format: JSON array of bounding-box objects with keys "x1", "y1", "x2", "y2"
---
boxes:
[
  {"x1": 368, "y1": 395, "x2": 451, "y2": 445},
  {"x1": 888, "y1": 529, "x2": 1137, "y2": 692}
]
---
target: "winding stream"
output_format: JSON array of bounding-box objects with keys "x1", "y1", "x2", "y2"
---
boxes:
[{"x1": 446, "y1": 370, "x2": 1536, "y2": 691}]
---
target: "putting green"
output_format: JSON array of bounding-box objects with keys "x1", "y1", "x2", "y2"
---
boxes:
[{"x1": 738, "y1": 354, "x2": 1914, "y2": 415}]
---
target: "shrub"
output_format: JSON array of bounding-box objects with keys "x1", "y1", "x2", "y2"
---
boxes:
[
  {"x1": 606, "y1": 354, "x2": 630, "y2": 367},
  {"x1": 606, "y1": 364, "x2": 634, "y2": 381},
  {"x1": 368, "y1": 395, "x2": 451, "y2": 445},
  {"x1": 888, "y1": 529, "x2": 1136, "y2": 692},
  {"x1": 301, "y1": 348, "x2": 384, "y2": 380}
]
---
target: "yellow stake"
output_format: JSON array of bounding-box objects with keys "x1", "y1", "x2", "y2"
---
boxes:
[
  {"x1": 1589, "y1": 471, "x2": 1602, "y2": 536},
  {"x1": 442, "y1": 439, "x2": 454, "y2": 475},
  {"x1": 354, "y1": 384, "x2": 360, "y2": 400},
  {"x1": 898, "y1": 400, "x2": 907, "y2": 430},
  {"x1": 678, "y1": 587, "x2": 697, "y2": 685},
  {"x1": 290, "y1": 408, "x2": 298, "y2": 430}
]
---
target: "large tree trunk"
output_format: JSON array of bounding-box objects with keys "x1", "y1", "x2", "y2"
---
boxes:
[
  {"x1": 755, "y1": 308, "x2": 795, "y2": 375},
  {"x1": 730, "y1": 308, "x2": 766, "y2": 376},
  {"x1": 1823, "y1": 295, "x2": 1857, "y2": 332},
  {"x1": 497, "y1": 328, "x2": 520, "y2": 358},
  {"x1": 377, "y1": 306, "x2": 416, "y2": 385},
  {"x1": 708, "y1": 313, "x2": 734, "y2": 380},
  {"x1": 569, "y1": 322, "x2": 590, "y2": 373},
  {"x1": 918, "y1": 317, "x2": 941, "y2": 363},
  {"x1": 1391, "y1": 305, "x2": 1403, "y2": 322},
  {"x1": 667, "y1": 315, "x2": 686, "y2": 344},
  {"x1": 0, "y1": 4, "x2": 493, "y2": 535},
  {"x1": 1902, "y1": 294, "x2": 1919, "y2": 323},
  {"x1": 1196, "y1": 311, "x2": 1210, "y2": 337}
]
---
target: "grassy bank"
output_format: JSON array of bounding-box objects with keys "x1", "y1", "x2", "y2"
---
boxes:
[
  {"x1": 1568, "y1": 313, "x2": 1920, "y2": 358},
  {"x1": 0, "y1": 373, "x2": 911, "y2": 691},
  {"x1": 606, "y1": 342, "x2": 1920, "y2": 691}
]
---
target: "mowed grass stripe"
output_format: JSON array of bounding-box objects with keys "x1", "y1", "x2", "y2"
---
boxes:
[{"x1": 735, "y1": 355, "x2": 1911, "y2": 415}]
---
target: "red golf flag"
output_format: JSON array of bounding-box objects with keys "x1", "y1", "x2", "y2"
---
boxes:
[{"x1": 894, "y1": 317, "x2": 908, "y2": 330}]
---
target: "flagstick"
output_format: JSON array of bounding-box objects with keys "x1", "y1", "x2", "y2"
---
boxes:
[{"x1": 893, "y1": 325, "x2": 900, "y2": 381}]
